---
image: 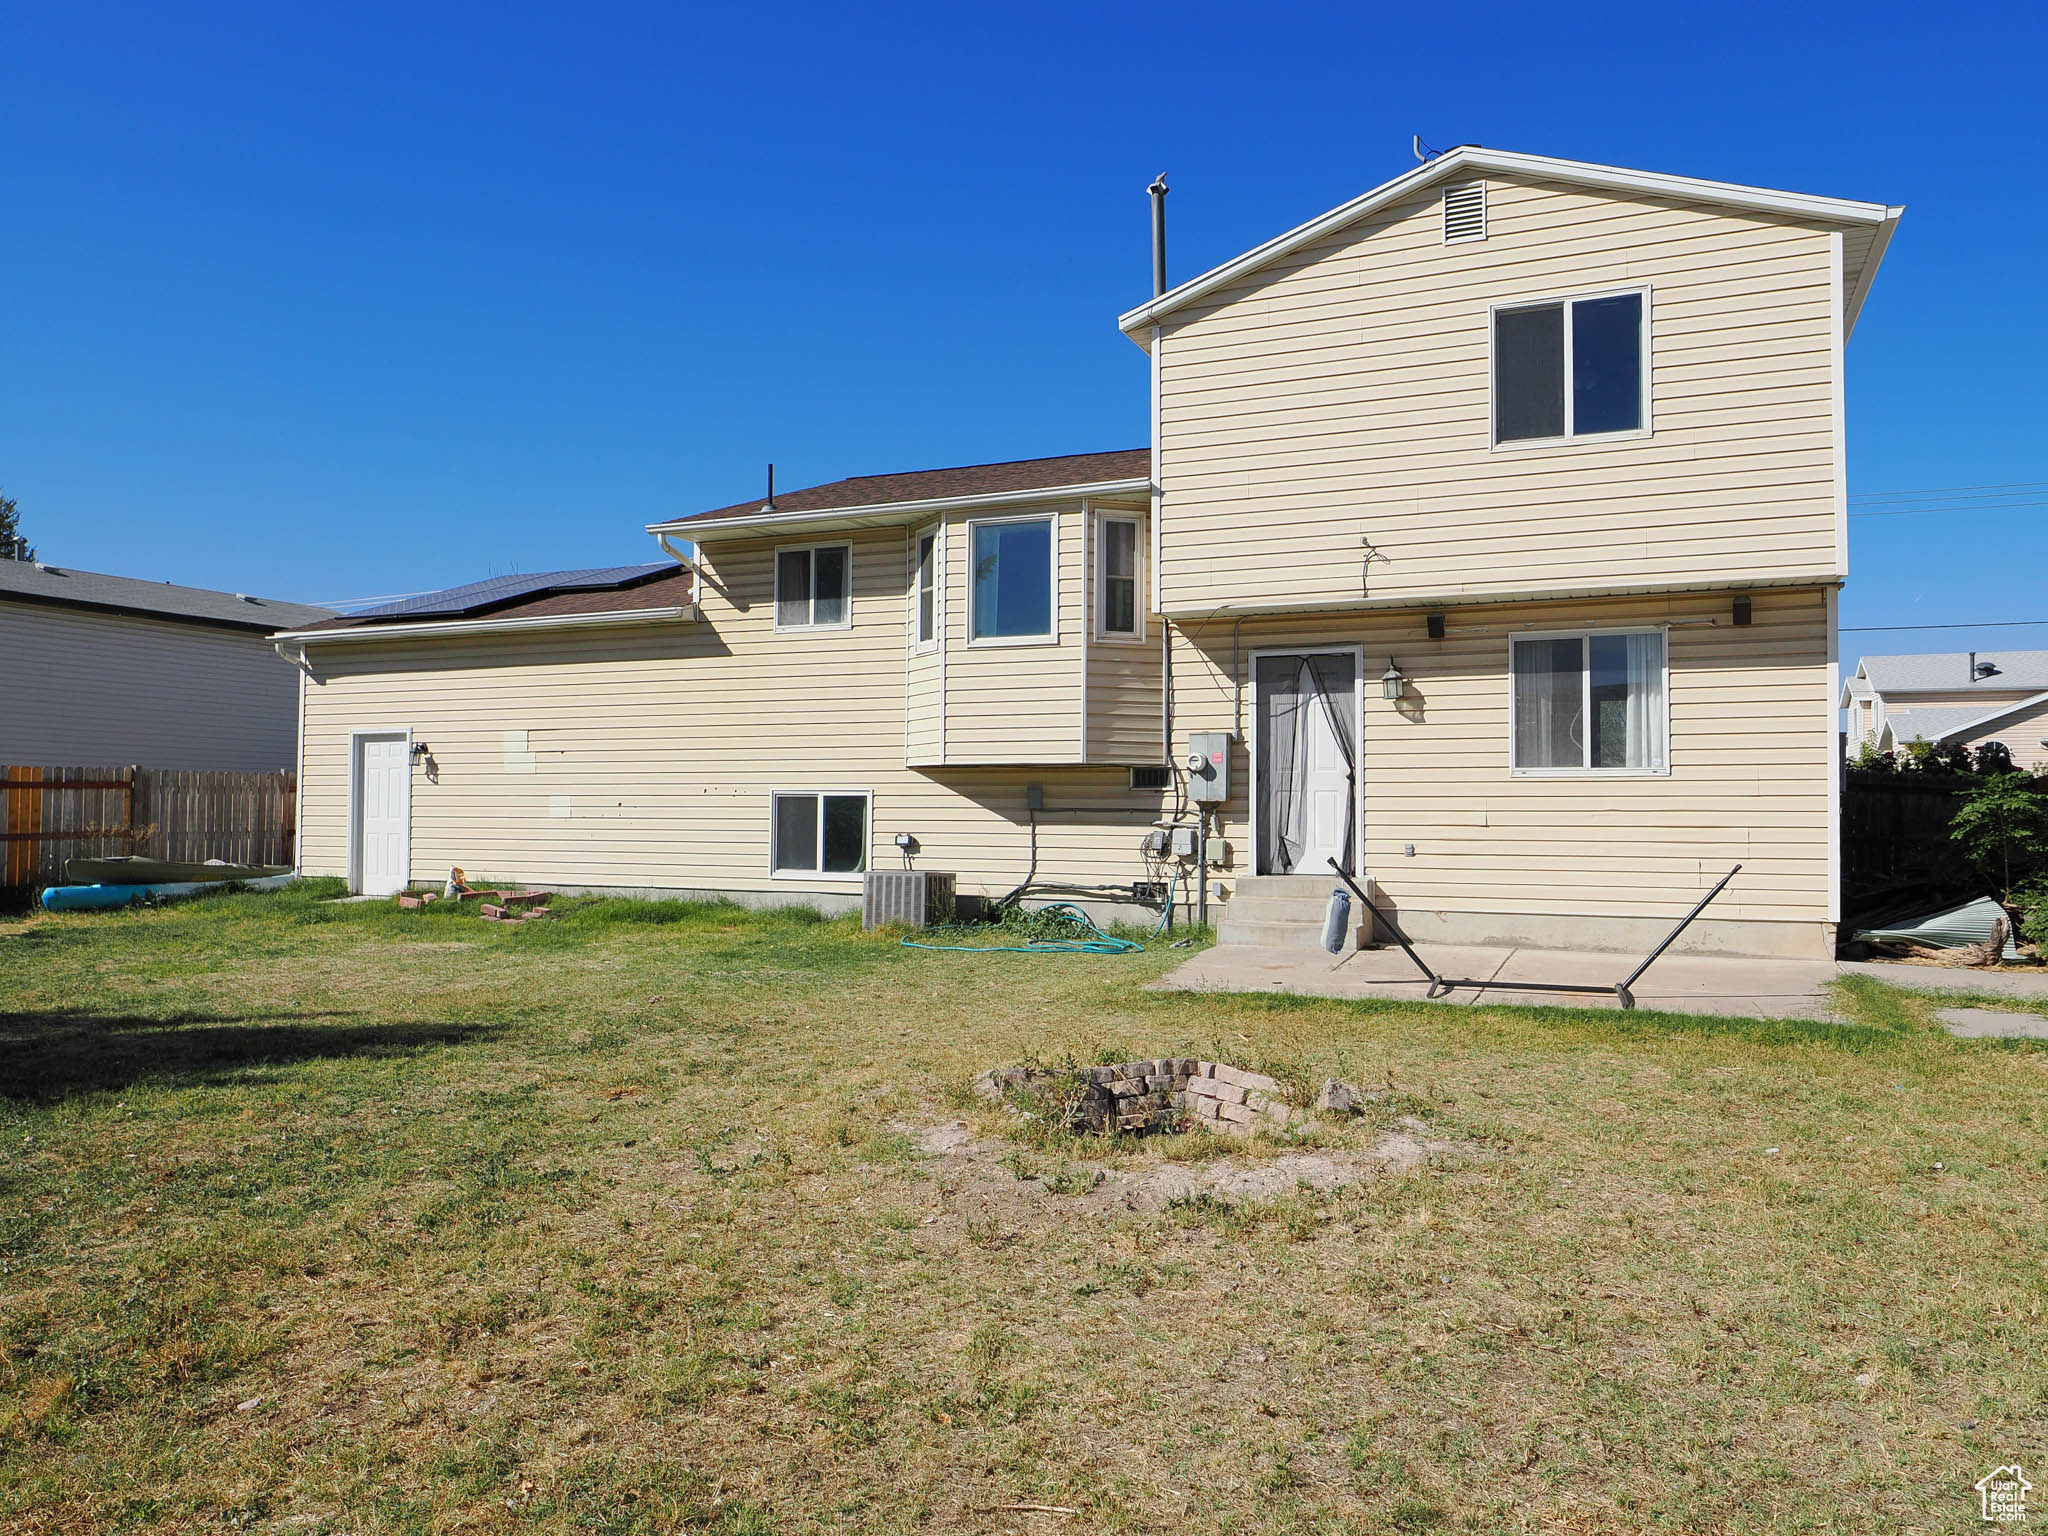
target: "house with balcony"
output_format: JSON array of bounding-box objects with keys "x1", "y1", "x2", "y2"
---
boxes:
[{"x1": 277, "y1": 146, "x2": 1902, "y2": 959}]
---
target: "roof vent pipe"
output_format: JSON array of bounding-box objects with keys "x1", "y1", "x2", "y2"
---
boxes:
[
  {"x1": 1149, "y1": 173, "x2": 1169, "y2": 298},
  {"x1": 765, "y1": 462, "x2": 775, "y2": 512}
]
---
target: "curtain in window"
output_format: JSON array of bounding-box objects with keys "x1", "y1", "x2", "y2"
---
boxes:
[
  {"x1": 1625, "y1": 631, "x2": 1664, "y2": 770},
  {"x1": 1513, "y1": 638, "x2": 1583, "y2": 769}
]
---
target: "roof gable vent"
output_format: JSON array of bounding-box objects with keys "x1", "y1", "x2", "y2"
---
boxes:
[{"x1": 1442, "y1": 181, "x2": 1487, "y2": 245}]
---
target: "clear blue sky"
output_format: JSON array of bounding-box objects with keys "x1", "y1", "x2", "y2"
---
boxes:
[{"x1": 2, "y1": 0, "x2": 2041, "y2": 666}]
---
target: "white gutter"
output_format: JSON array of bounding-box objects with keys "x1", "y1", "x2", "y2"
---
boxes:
[
  {"x1": 272, "y1": 605, "x2": 697, "y2": 645},
  {"x1": 1159, "y1": 571, "x2": 1843, "y2": 622},
  {"x1": 1118, "y1": 146, "x2": 1901, "y2": 342},
  {"x1": 647, "y1": 477, "x2": 1153, "y2": 538}
]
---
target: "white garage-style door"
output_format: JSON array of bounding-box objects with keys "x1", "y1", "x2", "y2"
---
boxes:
[{"x1": 352, "y1": 732, "x2": 412, "y2": 896}]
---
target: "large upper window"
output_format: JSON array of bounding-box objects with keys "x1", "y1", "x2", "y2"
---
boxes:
[
  {"x1": 775, "y1": 544, "x2": 850, "y2": 630},
  {"x1": 911, "y1": 529, "x2": 937, "y2": 648},
  {"x1": 1494, "y1": 290, "x2": 1646, "y2": 445},
  {"x1": 770, "y1": 791, "x2": 869, "y2": 876},
  {"x1": 1097, "y1": 515, "x2": 1140, "y2": 638},
  {"x1": 970, "y1": 516, "x2": 1054, "y2": 642},
  {"x1": 1511, "y1": 629, "x2": 1667, "y2": 774}
]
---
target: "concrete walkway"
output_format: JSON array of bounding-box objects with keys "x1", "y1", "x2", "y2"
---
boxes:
[{"x1": 1156, "y1": 943, "x2": 2048, "y2": 1025}]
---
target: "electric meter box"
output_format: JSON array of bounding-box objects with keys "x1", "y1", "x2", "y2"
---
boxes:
[{"x1": 1186, "y1": 731, "x2": 1232, "y2": 804}]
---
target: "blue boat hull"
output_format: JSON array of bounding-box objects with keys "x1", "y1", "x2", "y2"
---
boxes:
[{"x1": 41, "y1": 874, "x2": 295, "y2": 912}]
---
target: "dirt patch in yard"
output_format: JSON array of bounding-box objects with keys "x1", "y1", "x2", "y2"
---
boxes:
[{"x1": 901, "y1": 1115, "x2": 1456, "y2": 1213}]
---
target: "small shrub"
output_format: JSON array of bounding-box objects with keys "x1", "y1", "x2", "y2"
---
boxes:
[{"x1": 1949, "y1": 771, "x2": 2048, "y2": 900}]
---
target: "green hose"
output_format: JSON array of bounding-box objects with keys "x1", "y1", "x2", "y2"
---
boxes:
[{"x1": 900, "y1": 900, "x2": 1145, "y2": 955}]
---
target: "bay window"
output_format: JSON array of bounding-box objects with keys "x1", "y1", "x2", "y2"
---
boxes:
[{"x1": 969, "y1": 516, "x2": 1054, "y2": 642}]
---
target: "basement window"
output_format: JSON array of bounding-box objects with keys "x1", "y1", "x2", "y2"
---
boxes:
[
  {"x1": 771, "y1": 791, "x2": 870, "y2": 877},
  {"x1": 1493, "y1": 289, "x2": 1647, "y2": 445},
  {"x1": 775, "y1": 543, "x2": 851, "y2": 630},
  {"x1": 1511, "y1": 629, "x2": 1668, "y2": 774}
]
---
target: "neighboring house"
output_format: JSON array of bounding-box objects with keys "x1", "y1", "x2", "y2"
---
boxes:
[
  {"x1": 1842, "y1": 651, "x2": 2048, "y2": 769},
  {"x1": 0, "y1": 560, "x2": 332, "y2": 770},
  {"x1": 277, "y1": 146, "x2": 1904, "y2": 960}
]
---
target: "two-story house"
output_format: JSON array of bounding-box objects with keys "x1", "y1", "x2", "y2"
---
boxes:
[
  {"x1": 277, "y1": 147, "x2": 1901, "y2": 959},
  {"x1": 1843, "y1": 650, "x2": 2048, "y2": 768}
]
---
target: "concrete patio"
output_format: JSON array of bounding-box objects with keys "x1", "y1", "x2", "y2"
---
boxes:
[{"x1": 1156, "y1": 941, "x2": 2048, "y2": 1027}]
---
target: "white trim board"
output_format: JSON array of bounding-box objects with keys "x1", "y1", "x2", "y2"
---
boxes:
[
  {"x1": 275, "y1": 606, "x2": 695, "y2": 646},
  {"x1": 649, "y1": 478, "x2": 1151, "y2": 540},
  {"x1": 1118, "y1": 146, "x2": 1903, "y2": 343}
]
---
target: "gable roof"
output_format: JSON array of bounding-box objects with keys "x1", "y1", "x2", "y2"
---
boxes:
[
  {"x1": 648, "y1": 449, "x2": 1151, "y2": 540},
  {"x1": 1118, "y1": 147, "x2": 1903, "y2": 345},
  {"x1": 285, "y1": 563, "x2": 693, "y2": 638},
  {"x1": 0, "y1": 558, "x2": 333, "y2": 632},
  {"x1": 1855, "y1": 650, "x2": 2048, "y2": 694},
  {"x1": 1891, "y1": 690, "x2": 2048, "y2": 746}
]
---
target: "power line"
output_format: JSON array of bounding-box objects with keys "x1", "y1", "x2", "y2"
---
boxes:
[
  {"x1": 1849, "y1": 478, "x2": 2048, "y2": 503},
  {"x1": 1841, "y1": 619, "x2": 2048, "y2": 633}
]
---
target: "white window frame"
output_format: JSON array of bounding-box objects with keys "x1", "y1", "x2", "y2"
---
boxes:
[
  {"x1": 909, "y1": 524, "x2": 939, "y2": 653},
  {"x1": 772, "y1": 541, "x2": 854, "y2": 633},
  {"x1": 1489, "y1": 285, "x2": 1653, "y2": 451},
  {"x1": 1093, "y1": 510, "x2": 1145, "y2": 643},
  {"x1": 965, "y1": 511, "x2": 1059, "y2": 649},
  {"x1": 767, "y1": 789, "x2": 873, "y2": 880},
  {"x1": 1507, "y1": 625, "x2": 1671, "y2": 778}
]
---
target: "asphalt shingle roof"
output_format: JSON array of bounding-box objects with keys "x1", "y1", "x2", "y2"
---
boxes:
[
  {"x1": 1858, "y1": 650, "x2": 2048, "y2": 694},
  {"x1": 298, "y1": 564, "x2": 694, "y2": 632},
  {"x1": 668, "y1": 448, "x2": 1151, "y2": 526},
  {"x1": 0, "y1": 559, "x2": 334, "y2": 631}
]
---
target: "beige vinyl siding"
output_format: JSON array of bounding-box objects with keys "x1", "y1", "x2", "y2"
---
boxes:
[
  {"x1": 904, "y1": 526, "x2": 944, "y2": 765},
  {"x1": 1157, "y1": 175, "x2": 1843, "y2": 611},
  {"x1": 1174, "y1": 587, "x2": 1835, "y2": 952},
  {"x1": 0, "y1": 601, "x2": 302, "y2": 770},
  {"x1": 1084, "y1": 507, "x2": 1163, "y2": 765},
  {"x1": 1949, "y1": 697, "x2": 2048, "y2": 772},
  {"x1": 942, "y1": 505, "x2": 1083, "y2": 764},
  {"x1": 298, "y1": 523, "x2": 1171, "y2": 901}
]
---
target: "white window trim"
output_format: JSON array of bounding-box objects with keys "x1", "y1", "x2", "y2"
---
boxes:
[
  {"x1": 767, "y1": 788, "x2": 873, "y2": 880},
  {"x1": 965, "y1": 511, "x2": 1059, "y2": 649},
  {"x1": 771, "y1": 540, "x2": 854, "y2": 633},
  {"x1": 1093, "y1": 510, "x2": 1146, "y2": 643},
  {"x1": 1489, "y1": 285, "x2": 1653, "y2": 452},
  {"x1": 909, "y1": 524, "x2": 940, "y2": 653},
  {"x1": 1506, "y1": 624, "x2": 1672, "y2": 778}
]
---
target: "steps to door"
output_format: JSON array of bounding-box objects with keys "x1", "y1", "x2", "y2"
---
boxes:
[{"x1": 1215, "y1": 873, "x2": 1371, "y2": 952}]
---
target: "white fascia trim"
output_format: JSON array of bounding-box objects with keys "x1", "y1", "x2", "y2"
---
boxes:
[
  {"x1": 647, "y1": 478, "x2": 1153, "y2": 539},
  {"x1": 1843, "y1": 206, "x2": 1906, "y2": 337},
  {"x1": 1117, "y1": 146, "x2": 1899, "y2": 342},
  {"x1": 1160, "y1": 572, "x2": 1843, "y2": 622},
  {"x1": 1932, "y1": 689, "x2": 2048, "y2": 743},
  {"x1": 273, "y1": 606, "x2": 697, "y2": 645}
]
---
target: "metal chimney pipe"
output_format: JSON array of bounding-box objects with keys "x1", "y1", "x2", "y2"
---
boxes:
[
  {"x1": 1969, "y1": 651, "x2": 1977, "y2": 683},
  {"x1": 1149, "y1": 173, "x2": 1169, "y2": 298}
]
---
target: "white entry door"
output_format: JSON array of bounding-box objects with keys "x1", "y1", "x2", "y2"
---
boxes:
[
  {"x1": 353, "y1": 733, "x2": 411, "y2": 895},
  {"x1": 1254, "y1": 652, "x2": 1356, "y2": 876},
  {"x1": 1297, "y1": 694, "x2": 1351, "y2": 873}
]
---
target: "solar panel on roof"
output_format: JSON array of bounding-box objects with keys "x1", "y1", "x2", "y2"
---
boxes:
[{"x1": 350, "y1": 563, "x2": 672, "y2": 621}]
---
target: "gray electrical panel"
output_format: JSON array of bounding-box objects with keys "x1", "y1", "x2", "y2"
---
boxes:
[{"x1": 1186, "y1": 731, "x2": 1231, "y2": 803}]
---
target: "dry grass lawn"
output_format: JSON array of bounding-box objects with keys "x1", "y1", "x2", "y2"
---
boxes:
[{"x1": 2, "y1": 882, "x2": 2046, "y2": 1534}]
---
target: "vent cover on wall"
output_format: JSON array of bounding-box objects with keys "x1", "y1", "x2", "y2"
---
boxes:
[{"x1": 1442, "y1": 181, "x2": 1487, "y2": 244}]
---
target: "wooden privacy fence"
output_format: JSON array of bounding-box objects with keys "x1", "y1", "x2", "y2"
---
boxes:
[
  {"x1": 1839, "y1": 770, "x2": 1975, "y2": 920},
  {"x1": 1, "y1": 765, "x2": 296, "y2": 888}
]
